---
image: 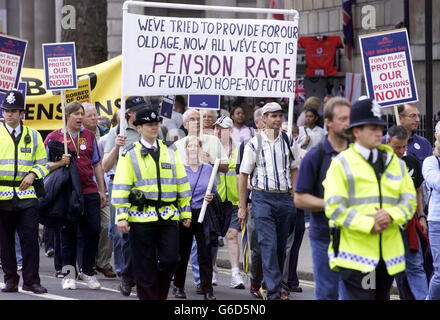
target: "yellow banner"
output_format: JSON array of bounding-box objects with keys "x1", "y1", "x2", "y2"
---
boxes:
[
  {"x1": 22, "y1": 55, "x2": 121, "y2": 131},
  {"x1": 65, "y1": 77, "x2": 92, "y2": 104}
]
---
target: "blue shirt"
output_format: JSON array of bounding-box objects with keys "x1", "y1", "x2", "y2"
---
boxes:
[
  {"x1": 295, "y1": 135, "x2": 341, "y2": 242},
  {"x1": 185, "y1": 163, "x2": 217, "y2": 210},
  {"x1": 383, "y1": 133, "x2": 431, "y2": 165}
]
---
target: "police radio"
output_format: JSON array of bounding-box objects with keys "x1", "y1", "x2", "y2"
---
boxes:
[{"x1": 21, "y1": 128, "x2": 32, "y2": 154}]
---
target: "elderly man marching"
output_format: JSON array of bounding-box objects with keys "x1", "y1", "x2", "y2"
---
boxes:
[
  {"x1": 323, "y1": 97, "x2": 417, "y2": 300},
  {"x1": 0, "y1": 90, "x2": 49, "y2": 294},
  {"x1": 111, "y1": 108, "x2": 192, "y2": 300}
]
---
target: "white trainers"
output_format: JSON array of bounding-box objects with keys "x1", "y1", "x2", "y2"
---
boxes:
[
  {"x1": 61, "y1": 278, "x2": 77, "y2": 290},
  {"x1": 230, "y1": 271, "x2": 245, "y2": 289},
  {"x1": 212, "y1": 265, "x2": 218, "y2": 286},
  {"x1": 82, "y1": 274, "x2": 102, "y2": 290}
]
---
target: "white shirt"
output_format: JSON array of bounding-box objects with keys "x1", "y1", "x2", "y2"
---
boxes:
[
  {"x1": 240, "y1": 130, "x2": 300, "y2": 191},
  {"x1": 231, "y1": 125, "x2": 255, "y2": 145},
  {"x1": 174, "y1": 134, "x2": 228, "y2": 165},
  {"x1": 354, "y1": 142, "x2": 378, "y2": 163},
  {"x1": 5, "y1": 123, "x2": 21, "y2": 137},
  {"x1": 140, "y1": 138, "x2": 158, "y2": 150},
  {"x1": 163, "y1": 111, "x2": 183, "y2": 131},
  {"x1": 297, "y1": 125, "x2": 326, "y2": 151}
]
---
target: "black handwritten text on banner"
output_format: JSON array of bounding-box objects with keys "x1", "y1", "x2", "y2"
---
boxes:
[{"x1": 122, "y1": 14, "x2": 299, "y2": 97}]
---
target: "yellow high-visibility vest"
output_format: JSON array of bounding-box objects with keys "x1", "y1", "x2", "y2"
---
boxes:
[
  {"x1": 0, "y1": 125, "x2": 49, "y2": 200},
  {"x1": 323, "y1": 143, "x2": 417, "y2": 275},
  {"x1": 111, "y1": 139, "x2": 192, "y2": 223},
  {"x1": 218, "y1": 147, "x2": 239, "y2": 206}
]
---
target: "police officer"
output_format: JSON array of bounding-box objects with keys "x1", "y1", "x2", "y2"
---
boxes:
[
  {"x1": 111, "y1": 108, "x2": 192, "y2": 300},
  {"x1": 0, "y1": 90, "x2": 49, "y2": 294},
  {"x1": 323, "y1": 96, "x2": 417, "y2": 300}
]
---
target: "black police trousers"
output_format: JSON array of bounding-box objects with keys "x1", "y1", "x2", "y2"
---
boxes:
[
  {"x1": 339, "y1": 259, "x2": 395, "y2": 300},
  {"x1": 174, "y1": 209, "x2": 214, "y2": 295},
  {"x1": 128, "y1": 219, "x2": 179, "y2": 300},
  {"x1": 0, "y1": 206, "x2": 41, "y2": 287}
]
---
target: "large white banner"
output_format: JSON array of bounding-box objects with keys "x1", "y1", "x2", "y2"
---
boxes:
[{"x1": 122, "y1": 13, "x2": 299, "y2": 97}]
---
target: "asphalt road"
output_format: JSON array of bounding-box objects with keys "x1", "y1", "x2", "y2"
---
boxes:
[{"x1": 0, "y1": 245, "x2": 316, "y2": 300}]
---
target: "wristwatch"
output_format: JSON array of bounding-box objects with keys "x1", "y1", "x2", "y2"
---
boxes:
[{"x1": 418, "y1": 215, "x2": 427, "y2": 220}]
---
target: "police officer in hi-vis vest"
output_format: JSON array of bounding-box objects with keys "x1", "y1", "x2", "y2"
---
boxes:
[
  {"x1": 323, "y1": 97, "x2": 417, "y2": 300},
  {"x1": 0, "y1": 90, "x2": 49, "y2": 294},
  {"x1": 112, "y1": 108, "x2": 192, "y2": 300}
]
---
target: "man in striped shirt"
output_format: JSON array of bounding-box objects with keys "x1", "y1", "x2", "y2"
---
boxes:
[{"x1": 238, "y1": 102, "x2": 299, "y2": 300}]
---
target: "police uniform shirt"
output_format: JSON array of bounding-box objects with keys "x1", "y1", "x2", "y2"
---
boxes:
[
  {"x1": 5, "y1": 123, "x2": 21, "y2": 139},
  {"x1": 140, "y1": 138, "x2": 158, "y2": 150},
  {"x1": 354, "y1": 142, "x2": 378, "y2": 163}
]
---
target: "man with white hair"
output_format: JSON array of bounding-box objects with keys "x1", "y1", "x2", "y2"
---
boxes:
[
  {"x1": 82, "y1": 102, "x2": 109, "y2": 139},
  {"x1": 202, "y1": 110, "x2": 218, "y2": 135},
  {"x1": 174, "y1": 109, "x2": 228, "y2": 173}
]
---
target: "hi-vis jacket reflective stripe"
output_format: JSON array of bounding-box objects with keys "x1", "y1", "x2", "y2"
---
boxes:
[
  {"x1": 111, "y1": 139, "x2": 192, "y2": 223},
  {"x1": 0, "y1": 125, "x2": 49, "y2": 200},
  {"x1": 218, "y1": 147, "x2": 239, "y2": 206},
  {"x1": 323, "y1": 143, "x2": 417, "y2": 275}
]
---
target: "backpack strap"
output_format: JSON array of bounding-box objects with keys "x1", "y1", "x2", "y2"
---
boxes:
[{"x1": 281, "y1": 131, "x2": 295, "y2": 161}]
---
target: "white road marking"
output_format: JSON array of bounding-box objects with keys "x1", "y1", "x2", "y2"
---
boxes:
[
  {"x1": 40, "y1": 274, "x2": 137, "y2": 297},
  {"x1": 0, "y1": 282, "x2": 78, "y2": 300}
]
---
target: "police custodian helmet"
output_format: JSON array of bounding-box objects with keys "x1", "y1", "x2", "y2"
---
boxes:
[
  {"x1": 133, "y1": 108, "x2": 162, "y2": 126},
  {"x1": 346, "y1": 96, "x2": 386, "y2": 133},
  {"x1": 1, "y1": 90, "x2": 25, "y2": 111}
]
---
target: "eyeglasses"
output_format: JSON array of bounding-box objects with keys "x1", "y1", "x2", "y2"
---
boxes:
[{"x1": 404, "y1": 113, "x2": 420, "y2": 119}]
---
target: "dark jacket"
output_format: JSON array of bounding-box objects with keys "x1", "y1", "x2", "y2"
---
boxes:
[
  {"x1": 38, "y1": 140, "x2": 84, "y2": 227},
  {"x1": 202, "y1": 193, "x2": 232, "y2": 247},
  {"x1": 98, "y1": 124, "x2": 109, "y2": 137}
]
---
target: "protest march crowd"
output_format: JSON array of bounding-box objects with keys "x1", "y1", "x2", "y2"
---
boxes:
[{"x1": 1, "y1": 86, "x2": 439, "y2": 301}]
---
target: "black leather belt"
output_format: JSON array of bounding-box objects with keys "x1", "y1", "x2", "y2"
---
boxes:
[{"x1": 0, "y1": 180, "x2": 21, "y2": 187}]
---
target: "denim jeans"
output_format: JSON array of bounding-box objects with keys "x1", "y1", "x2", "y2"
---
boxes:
[
  {"x1": 14, "y1": 233, "x2": 22, "y2": 266},
  {"x1": 190, "y1": 237, "x2": 200, "y2": 285},
  {"x1": 400, "y1": 230, "x2": 428, "y2": 300},
  {"x1": 108, "y1": 179, "x2": 123, "y2": 276},
  {"x1": 252, "y1": 190, "x2": 294, "y2": 300},
  {"x1": 428, "y1": 221, "x2": 440, "y2": 300},
  {"x1": 310, "y1": 238, "x2": 343, "y2": 300}
]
